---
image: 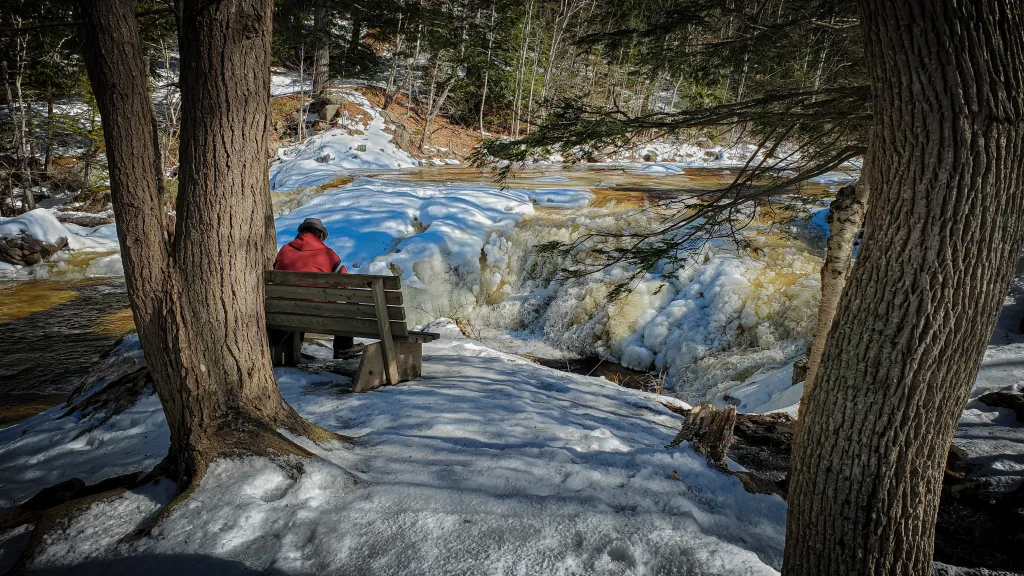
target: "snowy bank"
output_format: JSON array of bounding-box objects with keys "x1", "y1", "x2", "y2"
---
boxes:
[
  {"x1": 0, "y1": 327, "x2": 786, "y2": 575},
  {"x1": 0, "y1": 209, "x2": 122, "y2": 280},
  {"x1": 269, "y1": 89, "x2": 418, "y2": 193}
]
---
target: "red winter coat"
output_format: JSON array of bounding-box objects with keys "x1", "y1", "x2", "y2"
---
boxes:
[{"x1": 274, "y1": 231, "x2": 347, "y2": 274}]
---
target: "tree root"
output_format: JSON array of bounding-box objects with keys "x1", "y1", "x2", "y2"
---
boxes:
[
  {"x1": 128, "y1": 413, "x2": 356, "y2": 540},
  {"x1": 1, "y1": 412, "x2": 355, "y2": 573},
  {"x1": 59, "y1": 366, "x2": 151, "y2": 440},
  {"x1": 0, "y1": 470, "x2": 160, "y2": 576}
]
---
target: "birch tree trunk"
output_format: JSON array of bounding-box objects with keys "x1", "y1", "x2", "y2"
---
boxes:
[
  {"x1": 802, "y1": 180, "x2": 869, "y2": 393},
  {"x1": 79, "y1": 0, "x2": 334, "y2": 489},
  {"x1": 784, "y1": 1, "x2": 1024, "y2": 574},
  {"x1": 479, "y1": 4, "x2": 495, "y2": 138}
]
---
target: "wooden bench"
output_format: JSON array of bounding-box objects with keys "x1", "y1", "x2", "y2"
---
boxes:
[{"x1": 264, "y1": 270, "x2": 439, "y2": 392}]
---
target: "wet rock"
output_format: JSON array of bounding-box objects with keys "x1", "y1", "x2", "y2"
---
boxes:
[
  {"x1": 316, "y1": 153, "x2": 333, "y2": 163},
  {"x1": 978, "y1": 391, "x2": 1024, "y2": 423},
  {"x1": 0, "y1": 234, "x2": 68, "y2": 266},
  {"x1": 355, "y1": 144, "x2": 367, "y2": 152},
  {"x1": 56, "y1": 213, "x2": 113, "y2": 227}
]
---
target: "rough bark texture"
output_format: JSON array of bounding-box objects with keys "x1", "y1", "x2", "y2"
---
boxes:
[
  {"x1": 310, "y1": 6, "x2": 330, "y2": 99},
  {"x1": 79, "y1": 0, "x2": 332, "y2": 489},
  {"x1": 783, "y1": 1, "x2": 1024, "y2": 575},
  {"x1": 803, "y1": 180, "x2": 869, "y2": 393},
  {"x1": 666, "y1": 404, "x2": 737, "y2": 470}
]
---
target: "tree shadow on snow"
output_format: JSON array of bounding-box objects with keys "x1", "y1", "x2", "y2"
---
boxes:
[{"x1": 26, "y1": 554, "x2": 293, "y2": 576}]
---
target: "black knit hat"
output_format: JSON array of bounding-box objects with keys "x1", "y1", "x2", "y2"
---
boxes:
[{"x1": 298, "y1": 218, "x2": 329, "y2": 239}]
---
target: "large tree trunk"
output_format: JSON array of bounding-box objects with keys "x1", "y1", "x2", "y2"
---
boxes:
[
  {"x1": 79, "y1": 0, "x2": 332, "y2": 489},
  {"x1": 802, "y1": 180, "x2": 869, "y2": 394},
  {"x1": 310, "y1": 6, "x2": 330, "y2": 99},
  {"x1": 783, "y1": 1, "x2": 1024, "y2": 575}
]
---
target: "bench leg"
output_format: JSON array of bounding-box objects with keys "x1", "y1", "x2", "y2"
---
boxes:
[
  {"x1": 353, "y1": 341, "x2": 423, "y2": 392},
  {"x1": 396, "y1": 341, "x2": 422, "y2": 381},
  {"x1": 269, "y1": 330, "x2": 302, "y2": 367},
  {"x1": 354, "y1": 342, "x2": 387, "y2": 392}
]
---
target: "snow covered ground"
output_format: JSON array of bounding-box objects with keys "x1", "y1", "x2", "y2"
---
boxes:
[{"x1": 0, "y1": 325, "x2": 787, "y2": 575}]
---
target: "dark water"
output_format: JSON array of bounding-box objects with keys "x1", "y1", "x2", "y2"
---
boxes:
[{"x1": 0, "y1": 279, "x2": 130, "y2": 424}]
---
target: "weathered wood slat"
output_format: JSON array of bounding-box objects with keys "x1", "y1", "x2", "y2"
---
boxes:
[
  {"x1": 407, "y1": 330, "x2": 441, "y2": 342},
  {"x1": 353, "y1": 342, "x2": 386, "y2": 392},
  {"x1": 264, "y1": 298, "x2": 406, "y2": 321},
  {"x1": 265, "y1": 284, "x2": 403, "y2": 306},
  {"x1": 371, "y1": 278, "x2": 401, "y2": 386},
  {"x1": 265, "y1": 270, "x2": 401, "y2": 290},
  {"x1": 266, "y1": 312, "x2": 408, "y2": 337}
]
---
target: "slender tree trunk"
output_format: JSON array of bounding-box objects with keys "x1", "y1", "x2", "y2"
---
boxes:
[
  {"x1": 525, "y1": 30, "x2": 541, "y2": 133},
  {"x1": 512, "y1": 0, "x2": 534, "y2": 138},
  {"x1": 79, "y1": 0, "x2": 332, "y2": 489},
  {"x1": 383, "y1": 14, "x2": 404, "y2": 110},
  {"x1": 44, "y1": 97, "x2": 54, "y2": 177},
  {"x1": 784, "y1": 1, "x2": 1024, "y2": 575},
  {"x1": 802, "y1": 180, "x2": 869, "y2": 393},
  {"x1": 345, "y1": 14, "x2": 362, "y2": 76},
  {"x1": 478, "y1": 4, "x2": 495, "y2": 138},
  {"x1": 310, "y1": 7, "x2": 331, "y2": 99},
  {"x1": 11, "y1": 36, "x2": 34, "y2": 211},
  {"x1": 419, "y1": 69, "x2": 456, "y2": 152}
]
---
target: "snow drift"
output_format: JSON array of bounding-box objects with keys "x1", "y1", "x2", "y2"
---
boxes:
[{"x1": 0, "y1": 329, "x2": 786, "y2": 575}]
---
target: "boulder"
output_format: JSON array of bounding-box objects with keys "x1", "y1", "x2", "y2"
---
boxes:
[
  {"x1": 0, "y1": 234, "x2": 68, "y2": 266},
  {"x1": 56, "y1": 213, "x2": 113, "y2": 227},
  {"x1": 355, "y1": 144, "x2": 367, "y2": 152},
  {"x1": 319, "y1": 92, "x2": 347, "y2": 106},
  {"x1": 390, "y1": 123, "x2": 415, "y2": 152},
  {"x1": 321, "y1": 104, "x2": 340, "y2": 121}
]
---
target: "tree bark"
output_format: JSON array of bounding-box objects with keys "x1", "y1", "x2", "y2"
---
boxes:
[
  {"x1": 478, "y1": 4, "x2": 495, "y2": 138},
  {"x1": 783, "y1": 1, "x2": 1024, "y2": 575},
  {"x1": 11, "y1": 35, "x2": 35, "y2": 212},
  {"x1": 79, "y1": 0, "x2": 332, "y2": 489},
  {"x1": 310, "y1": 6, "x2": 330, "y2": 99},
  {"x1": 802, "y1": 180, "x2": 869, "y2": 393},
  {"x1": 44, "y1": 98, "x2": 54, "y2": 177}
]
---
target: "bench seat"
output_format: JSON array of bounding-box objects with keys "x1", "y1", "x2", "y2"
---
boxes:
[{"x1": 264, "y1": 270, "x2": 439, "y2": 391}]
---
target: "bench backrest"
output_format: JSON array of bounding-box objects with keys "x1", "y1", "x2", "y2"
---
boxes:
[{"x1": 264, "y1": 270, "x2": 409, "y2": 338}]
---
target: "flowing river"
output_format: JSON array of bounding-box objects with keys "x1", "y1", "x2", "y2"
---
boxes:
[{"x1": 0, "y1": 165, "x2": 849, "y2": 425}]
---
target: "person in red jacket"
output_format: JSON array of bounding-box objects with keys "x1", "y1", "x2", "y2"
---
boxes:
[
  {"x1": 275, "y1": 218, "x2": 348, "y2": 273},
  {"x1": 274, "y1": 218, "x2": 353, "y2": 358}
]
